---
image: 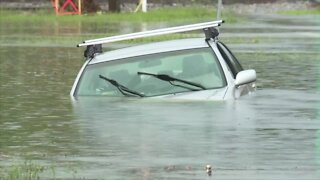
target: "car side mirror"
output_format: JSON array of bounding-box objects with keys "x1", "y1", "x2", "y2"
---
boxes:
[{"x1": 235, "y1": 69, "x2": 256, "y2": 87}]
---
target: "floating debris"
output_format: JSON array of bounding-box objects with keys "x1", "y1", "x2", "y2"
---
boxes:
[{"x1": 206, "y1": 164, "x2": 213, "y2": 176}]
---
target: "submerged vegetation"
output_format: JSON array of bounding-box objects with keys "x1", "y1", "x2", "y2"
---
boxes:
[
  {"x1": 0, "y1": 161, "x2": 82, "y2": 179},
  {"x1": 0, "y1": 161, "x2": 45, "y2": 180},
  {"x1": 278, "y1": 9, "x2": 320, "y2": 15}
]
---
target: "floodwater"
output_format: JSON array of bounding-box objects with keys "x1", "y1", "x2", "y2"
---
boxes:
[{"x1": 0, "y1": 13, "x2": 319, "y2": 179}]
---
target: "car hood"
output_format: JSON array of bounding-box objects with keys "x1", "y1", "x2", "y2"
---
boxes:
[{"x1": 151, "y1": 87, "x2": 228, "y2": 101}]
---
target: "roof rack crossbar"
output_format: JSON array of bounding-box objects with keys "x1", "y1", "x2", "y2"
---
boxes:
[
  {"x1": 77, "y1": 20, "x2": 224, "y2": 47},
  {"x1": 84, "y1": 20, "x2": 223, "y2": 44}
]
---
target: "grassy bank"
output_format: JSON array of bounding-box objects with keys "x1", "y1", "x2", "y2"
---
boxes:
[{"x1": 0, "y1": 6, "x2": 238, "y2": 24}]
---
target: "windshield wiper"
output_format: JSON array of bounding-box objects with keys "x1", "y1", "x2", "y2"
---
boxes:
[
  {"x1": 99, "y1": 75, "x2": 145, "y2": 97},
  {"x1": 137, "y1": 72, "x2": 206, "y2": 91}
]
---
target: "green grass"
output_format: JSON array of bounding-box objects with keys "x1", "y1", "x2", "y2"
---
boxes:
[
  {"x1": 0, "y1": 6, "x2": 239, "y2": 24},
  {"x1": 278, "y1": 9, "x2": 320, "y2": 15},
  {"x1": 0, "y1": 6, "x2": 241, "y2": 46}
]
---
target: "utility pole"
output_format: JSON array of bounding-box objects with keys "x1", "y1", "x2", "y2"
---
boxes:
[
  {"x1": 217, "y1": 0, "x2": 222, "y2": 20},
  {"x1": 135, "y1": 0, "x2": 147, "y2": 13},
  {"x1": 142, "y1": 0, "x2": 147, "y2": 13}
]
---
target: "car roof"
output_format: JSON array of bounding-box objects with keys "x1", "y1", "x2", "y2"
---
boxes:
[{"x1": 90, "y1": 38, "x2": 210, "y2": 65}]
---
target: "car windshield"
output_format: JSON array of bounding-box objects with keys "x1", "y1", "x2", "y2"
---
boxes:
[{"x1": 76, "y1": 47, "x2": 226, "y2": 97}]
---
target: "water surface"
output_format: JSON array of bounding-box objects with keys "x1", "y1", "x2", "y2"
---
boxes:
[{"x1": 0, "y1": 14, "x2": 319, "y2": 179}]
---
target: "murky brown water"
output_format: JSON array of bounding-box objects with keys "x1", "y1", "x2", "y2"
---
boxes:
[{"x1": 0, "y1": 13, "x2": 319, "y2": 179}]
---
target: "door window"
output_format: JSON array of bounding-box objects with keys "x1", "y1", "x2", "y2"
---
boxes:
[{"x1": 217, "y1": 42, "x2": 243, "y2": 78}]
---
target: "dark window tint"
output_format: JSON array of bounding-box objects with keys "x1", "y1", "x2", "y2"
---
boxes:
[{"x1": 217, "y1": 42, "x2": 243, "y2": 78}]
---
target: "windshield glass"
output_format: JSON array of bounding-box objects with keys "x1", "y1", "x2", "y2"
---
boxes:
[{"x1": 76, "y1": 48, "x2": 226, "y2": 97}]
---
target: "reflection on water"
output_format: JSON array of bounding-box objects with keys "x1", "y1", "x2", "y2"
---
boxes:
[
  {"x1": 0, "y1": 14, "x2": 319, "y2": 179},
  {"x1": 69, "y1": 91, "x2": 319, "y2": 179}
]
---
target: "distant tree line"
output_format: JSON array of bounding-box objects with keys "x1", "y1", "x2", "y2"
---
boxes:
[{"x1": 2, "y1": 0, "x2": 313, "y2": 4}]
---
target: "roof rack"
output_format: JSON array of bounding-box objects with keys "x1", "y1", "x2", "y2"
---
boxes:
[{"x1": 77, "y1": 20, "x2": 224, "y2": 47}]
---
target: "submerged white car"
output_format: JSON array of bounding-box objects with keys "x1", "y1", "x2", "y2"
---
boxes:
[{"x1": 71, "y1": 20, "x2": 256, "y2": 100}]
